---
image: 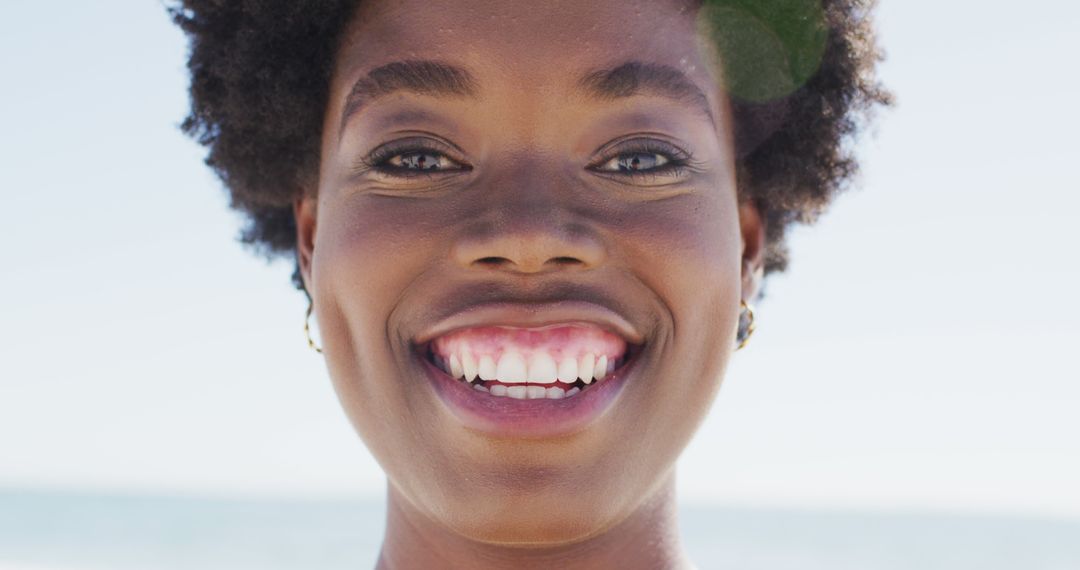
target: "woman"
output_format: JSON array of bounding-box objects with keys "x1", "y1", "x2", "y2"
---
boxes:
[{"x1": 172, "y1": 0, "x2": 889, "y2": 567}]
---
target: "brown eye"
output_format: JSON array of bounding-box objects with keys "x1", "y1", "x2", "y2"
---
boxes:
[
  {"x1": 357, "y1": 137, "x2": 473, "y2": 180},
  {"x1": 386, "y1": 151, "x2": 458, "y2": 171},
  {"x1": 602, "y1": 153, "x2": 671, "y2": 173},
  {"x1": 587, "y1": 138, "x2": 693, "y2": 183}
]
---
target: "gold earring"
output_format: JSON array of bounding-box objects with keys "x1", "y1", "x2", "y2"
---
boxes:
[
  {"x1": 304, "y1": 301, "x2": 323, "y2": 354},
  {"x1": 736, "y1": 299, "x2": 756, "y2": 350}
]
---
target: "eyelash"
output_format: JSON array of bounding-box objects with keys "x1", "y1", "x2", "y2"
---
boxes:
[
  {"x1": 358, "y1": 138, "x2": 471, "y2": 180},
  {"x1": 589, "y1": 140, "x2": 694, "y2": 182},
  {"x1": 357, "y1": 138, "x2": 694, "y2": 182}
]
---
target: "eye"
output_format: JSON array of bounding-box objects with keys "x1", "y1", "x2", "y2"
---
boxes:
[
  {"x1": 588, "y1": 138, "x2": 695, "y2": 183},
  {"x1": 598, "y1": 152, "x2": 671, "y2": 173},
  {"x1": 359, "y1": 137, "x2": 471, "y2": 179},
  {"x1": 384, "y1": 151, "x2": 457, "y2": 171}
]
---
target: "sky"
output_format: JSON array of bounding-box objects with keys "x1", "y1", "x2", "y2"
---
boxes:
[{"x1": 1, "y1": 0, "x2": 1078, "y2": 519}]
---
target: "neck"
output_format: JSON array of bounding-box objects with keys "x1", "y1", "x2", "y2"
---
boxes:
[{"x1": 376, "y1": 472, "x2": 694, "y2": 570}]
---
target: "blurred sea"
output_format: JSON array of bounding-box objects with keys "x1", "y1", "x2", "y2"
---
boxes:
[{"x1": 1, "y1": 489, "x2": 1077, "y2": 569}]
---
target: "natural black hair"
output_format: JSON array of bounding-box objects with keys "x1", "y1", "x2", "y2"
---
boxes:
[{"x1": 171, "y1": 0, "x2": 890, "y2": 291}]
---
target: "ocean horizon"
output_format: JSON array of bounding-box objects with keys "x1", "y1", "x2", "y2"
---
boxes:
[{"x1": 1, "y1": 489, "x2": 1077, "y2": 569}]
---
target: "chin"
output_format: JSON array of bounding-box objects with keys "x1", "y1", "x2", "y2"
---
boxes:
[{"x1": 438, "y1": 491, "x2": 622, "y2": 546}]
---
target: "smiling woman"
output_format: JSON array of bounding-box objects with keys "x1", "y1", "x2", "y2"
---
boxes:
[{"x1": 171, "y1": 1, "x2": 888, "y2": 568}]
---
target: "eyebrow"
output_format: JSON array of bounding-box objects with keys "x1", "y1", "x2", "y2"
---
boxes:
[
  {"x1": 340, "y1": 60, "x2": 478, "y2": 131},
  {"x1": 339, "y1": 59, "x2": 715, "y2": 131},
  {"x1": 577, "y1": 61, "x2": 716, "y2": 123}
]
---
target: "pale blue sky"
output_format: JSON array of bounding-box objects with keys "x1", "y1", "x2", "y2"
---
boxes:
[{"x1": 1, "y1": 0, "x2": 1078, "y2": 518}]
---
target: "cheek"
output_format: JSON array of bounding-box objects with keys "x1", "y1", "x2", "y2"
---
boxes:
[
  {"x1": 619, "y1": 190, "x2": 742, "y2": 324},
  {"x1": 309, "y1": 195, "x2": 448, "y2": 454},
  {"x1": 313, "y1": 199, "x2": 399, "y2": 355},
  {"x1": 612, "y1": 189, "x2": 742, "y2": 450},
  {"x1": 317, "y1": 194, "x2": 444, "y2": 268},
  {"x1": 313, "y1": 194, "x2": 449, "y2": 317}
]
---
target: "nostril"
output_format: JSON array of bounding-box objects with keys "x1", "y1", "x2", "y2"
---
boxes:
[
  {"x1": 470, "y1": 255, "x2": 586, "y2": 272},
  {"x1": 475, "y1": 256, "x2": 508, "y2": 267}
]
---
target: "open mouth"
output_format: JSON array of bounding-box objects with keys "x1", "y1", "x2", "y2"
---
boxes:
[{"x1": 421, "y1": 323, "x2": 642, "y2": 400}]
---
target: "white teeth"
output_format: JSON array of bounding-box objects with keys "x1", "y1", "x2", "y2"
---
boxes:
[
  {"x1": 447, "y1": 346, "x2": 629, "y2": 392},
  {"x1": 546, "y1": 386, "x2": 566, "y2": 399},
  {"x1": 449, "y1": 354, "x2": 463, "y2": 379},
  {"x1": 594, "y1": 355, "x2": 608, "y2": 381},
  {"x1": 496, "y1": 352, "x2": 528, "y2": 383},
  {"x1": 566, "y1": 387, "x2": 581, "y2": 397},
  {"x1": 527, "y1": 352, "x2": 558, "y2": 384},
  {"x1": 506, "y1": 386, "x2": 528, "y2": 399},
  {"x1": 461, "y1": 351, "x2": 478, "y2": 382},
  {"x1": 490, "y1": 384, "x2": 508, "y2": 397},
  {"x1": 526, "y1": 385, "x2": 547, "y2": 399},
  {"x1": 579, "y1": 353, "x2": 595, "y2": 384},
  {"x1": 557, "y1": 355, "x2": 578, "y2": 382},
  {"x1": 478, "y1": 355, "x2": 497, "y2": 380},
  {"x1": 473, "y1": 383, "x2": 489, "y2": 393}
]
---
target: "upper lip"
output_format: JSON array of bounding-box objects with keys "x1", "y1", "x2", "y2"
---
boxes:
[{"x1": 412, "y1": 300, "x2": 646, "y2": 347}]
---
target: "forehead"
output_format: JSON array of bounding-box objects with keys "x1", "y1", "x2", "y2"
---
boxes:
[{"x1": 333, "y1": 0, "x2": 720, "y2": 105}]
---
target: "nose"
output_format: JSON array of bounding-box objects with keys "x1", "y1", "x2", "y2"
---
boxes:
[{"x1": 451, "y1": 163, "x2": 607, "y2": 275}]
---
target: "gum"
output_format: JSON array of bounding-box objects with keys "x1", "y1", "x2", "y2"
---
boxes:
[{"x1": 431, "y1": 324, "x2": 627, "y2": 362}]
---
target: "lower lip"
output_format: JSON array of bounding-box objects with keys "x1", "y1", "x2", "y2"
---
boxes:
[{"x1": 419, "y1": 350, "x2": 641, "y2": 439}]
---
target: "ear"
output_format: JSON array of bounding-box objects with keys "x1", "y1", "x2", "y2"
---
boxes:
[
  {"x1": 294, "y1": 196, "x2": 318, "y2": 295},
  {"x1": 738, "y1": 200, "x2": 766, "y2": 302}
]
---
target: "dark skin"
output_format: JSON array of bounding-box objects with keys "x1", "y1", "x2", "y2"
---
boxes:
[{"x1": 294, "y1": 1, "x2": 765, "y2": 567}]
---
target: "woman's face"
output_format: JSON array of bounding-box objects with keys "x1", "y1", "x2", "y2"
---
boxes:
[{"x1": 297, "y1": 0, "x2": 763, "y2": 544}]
